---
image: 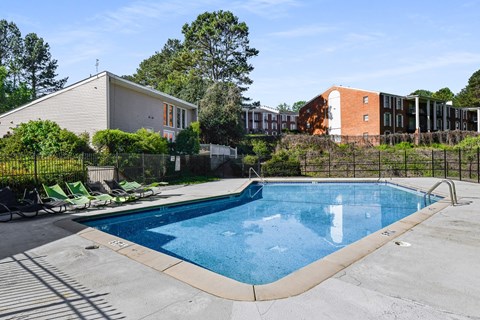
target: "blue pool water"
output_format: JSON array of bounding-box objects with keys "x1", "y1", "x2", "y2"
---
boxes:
[{"x1": 81, "y1": 182, "x2": 440, "y2": 285}]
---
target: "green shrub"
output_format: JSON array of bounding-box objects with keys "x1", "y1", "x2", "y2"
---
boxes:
[
  {"x1": 243, "y1": 154, "x2": 258, "y2": 166},
  {"x1": 262, "y1": 150, "x2": 301, "y2": 176},
  {"x1": 394, "y1": 142, "x2": 414, "y2": 150},
  {"x1": 454, "y1": 136, "x2": 480, "y2": 149},
  {"x1": 174, "y1": 126, "x2": 200, "y2": 154},
  {"x1": 0, "y1": 120, "x2": 93, "y2": 155}
]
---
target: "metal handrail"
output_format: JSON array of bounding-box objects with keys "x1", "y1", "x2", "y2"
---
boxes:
[
  {"x1": 249, "y1": 167, "x2": 265, "y2": 183},
  {"x1": 425, "y1": 179, "x2": 458, "y2": 206}
]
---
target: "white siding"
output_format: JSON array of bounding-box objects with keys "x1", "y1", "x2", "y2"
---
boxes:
[
  {"x1": 109, "y1": 80, "x2": 196, "y2": 136},
  {"x1": 0, "y1": 74, "x2": 108, "y2": 137}
]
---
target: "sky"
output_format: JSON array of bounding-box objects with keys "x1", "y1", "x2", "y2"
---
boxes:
[{"x1": 2, "y1": 0, "x2": 480, "y2": 108}]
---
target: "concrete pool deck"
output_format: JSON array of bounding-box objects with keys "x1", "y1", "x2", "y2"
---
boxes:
[{"x1": 1, "y1": 178, "x2": 479, "y2": 319}]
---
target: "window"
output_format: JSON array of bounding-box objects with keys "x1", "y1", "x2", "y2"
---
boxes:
[
  {"x1": 363, "y1": 96, "x2": 369, "y2": 104},
  {"x1": 164, "y1": 103, "x2": 174, "y2": 127},
  {"x1": 384, "y1": 95, "x2": 391, "y2": 109},
  {"x1": 396, "y1": 114, "x2": 404, "y2": 128},
  {"x1": 462, "y1": 110, "x2": 467, "y2": 119},
  {"x1": 291, "y1": 123, "x2": 297, "y2": 130},
  {"x1": 254, "y1": 113, "x2": 260, "y2": 121},
  {"x1": 396, "y1": 98, "x2": 403, "y2": 110},
  {"x1": 455, "y1": 121, "x2": 460, "y2": 130},
  {"x1": 272, "y1": 114, "x2": 277, "y2": 121},
  {"x1": 363, "y1": 132, "x2": 369, "y2": 139},
  {"x1": 163, "y1": 130, "x2": 175, "y2": 142},
  {"x1": 272, "y1": 122, "x2": 277, "y2": 130},
  {"x1": 463, "y1": 122, "x2": 467, "y2": 130},
  {"x1": 282, "y1": 123, "x2": 286, "y2": 129},
  {"x1": 455, "y1": 109, "x2": 460, "y2": 119},
  {"x1": 176, "y1": 107, "x2": 187, "y2": 129},
  {"x1": 384, "y1": 112, "x2": 392, "y2": 126},
  {"x1": 363, "y1": 114, "x2": 369, "y2": 121},
  {"x1": 281, "y1": 114, "x2": 287, "y2": 121},
  {"x1": 437, "y1": 119, "x2": 443, "y2": 130}
]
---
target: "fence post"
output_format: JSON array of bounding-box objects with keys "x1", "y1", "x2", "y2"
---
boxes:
[
  {"x1": 378, "y1": 150, "x2": 381, "y2": 178},
  {"x1": 34, "y1": 151, "x2": 38, "y2": 185},
  {"x1": 142, "y1": 153, "x2": 145, "y2": 183},
  {"x1": 458, "y1": 149, "x2": 462, "y2": 181},
  {"x1": 443, "y1": 149, "x2": 447, "y2": 179},
  {"x1": 328, "y1": 152, "x2": 331, "y2": 178},
  {"x1": 304, "y1": 154, "x2": 307, "y2": 175},
  {"x1": 431, "y1": 150, "x2": 434, "y2": 178},
  {"x1": 81, "y1": 152, "x2": 85, "y2": 181},
  {"x1": 353, "y1": 149, "x2": 356, "y2": 178},
  {"x1": 404, "y1": 150, "x2": 407, "y2": 177},
  {"x1": 116, "y1": 152, "x2": 120, "y2": 181}
]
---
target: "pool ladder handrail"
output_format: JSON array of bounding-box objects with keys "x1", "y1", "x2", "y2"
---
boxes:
[
  {"x1": 425, "y1": 179, "x2": 458, "y2": 206},
  {"x1": 249, "y1": 167, "x2": 265, "y2": 183},
  {"x1": 248, "y1": 167, "x2": 266, "y2": 198}
]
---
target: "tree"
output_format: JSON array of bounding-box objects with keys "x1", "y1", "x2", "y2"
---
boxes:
[
  {"x1": 182, "y1": 10, "x2": 259, "y2": 90},
  {"x1": 22, "y1": 33, "x2": 67, "y2": 99},
  {"x1": 0, "y1": 20, "x2": 23, "y2": 87},
  {"x1": 132, "y1": 39, "x2": 208, "y2": 103},
  {"x1": 454, "y1": 87, "x2": 473, "y2": 107},
  {"x1": 0, "y1": 66, "x2": 31, "y2": 112},
  {"x1": 0, "y1": 119, "x2": 92, "y2": 155},
  {"x1": 453, "y1": 69, "x2": 480, "y2": 108},
  {"x1": 432, "y1": 87, "x2": 454, "y2": 101},
  {"x1": 292, "y1": 100, "x2": 306, "y2": 112},
  {"x1": 410, "y1": 89, "x2": 433, "y2": 97},
  {"x1": 199, "y1": 82, "x2": 243, "y2": 145},
  {"x1": 174, "y1": 126, "x2": 200, "y2": 154},
  {"x1": 277, "y1": 102, "x2": 291, "y2": 112}
]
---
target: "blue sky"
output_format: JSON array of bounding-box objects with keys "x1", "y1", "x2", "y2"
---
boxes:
[{"x1": 2, "y1": 0, "x2": 480, "y2": 107}]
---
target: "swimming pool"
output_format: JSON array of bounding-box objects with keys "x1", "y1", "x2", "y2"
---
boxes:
[{"x1": 80, "y1": 182, "x2": 441, "y2": 285}]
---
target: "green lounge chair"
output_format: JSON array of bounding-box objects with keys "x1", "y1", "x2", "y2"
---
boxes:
[
  {"x1": 42, "y1": 184, "x2": 91, "y2": 209},
  {"x1": 119, "y1": 180, "x2": 166, "y2": 195},
  {"x1": 86, "y1": 181, "x2": 135, "y2": 203},
  {"x1": 66, "y1": 181, "x2": 117, "y2": 206},
  {"x1": 104, "y1": 179, "x2": 153, "y2": 198}
]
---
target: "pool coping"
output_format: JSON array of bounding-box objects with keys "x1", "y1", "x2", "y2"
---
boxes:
[{"x1": 54, "y1": 178, "x2": 452, "y2": 301}]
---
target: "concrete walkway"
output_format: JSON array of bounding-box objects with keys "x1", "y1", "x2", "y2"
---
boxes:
[{"x1": 1, "y1": 178, "x2": 479, "y2": 319}]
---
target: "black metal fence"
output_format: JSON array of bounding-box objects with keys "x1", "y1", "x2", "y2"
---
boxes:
[
  {"x1": 1, "y1": 148, "x2": 480, "y2": 193},
  {"x1": 0, "y1": 153, "x2": 216, "y2": 193},
  {"x1": 260, "y1": 148, "x2": 480, "y2": 183}
]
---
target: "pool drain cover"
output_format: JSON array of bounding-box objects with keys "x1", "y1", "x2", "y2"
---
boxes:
[{"x1": 394, "y1": 241, "x2": 411, "y2": 247}]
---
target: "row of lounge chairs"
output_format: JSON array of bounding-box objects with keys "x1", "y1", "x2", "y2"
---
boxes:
[{"x1": 0, "y1": 179, "x2": 168, "y2": 222}]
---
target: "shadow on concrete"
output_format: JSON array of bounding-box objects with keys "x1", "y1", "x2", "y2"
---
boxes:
[{"x1": 0, "y1": 253, "x2": 125, "y2": 320}]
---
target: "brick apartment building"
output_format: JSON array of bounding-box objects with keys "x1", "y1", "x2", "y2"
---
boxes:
[
  {"x1": 242, "y1": 106, "x2": 298, "y2": 135},
  {"x1": 298, "y1": 85, "x2": 480, "y2": 141}
]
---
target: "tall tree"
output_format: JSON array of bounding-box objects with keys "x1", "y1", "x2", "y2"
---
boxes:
[
  {"x1": 277, "y1": 102, "x2": 291, "y2": 112},
  {"x1": 0, "y1": 20, "x2": 23, "y2": 87},
  {"x1": 132, "y1": 39, "x2": 208, "y2": 103},
  {"x1": 432, "y1": 87, "x2": 454, "y2": 101},
  {"x1": 410, "y1": 89, "x2": 433, "y2": 97},
  {"x1": 199, "y1": 82, "x2": 243, "y2": 145},
  {"x1": 182, "y1": 10, "x2": 259, "y2": 90},
  {"x1": 22, "y1": 33, "x2": 67, "y2": 99},
  {"x1": 292, "y1": 100, "x2": 306, "y2": 112}
]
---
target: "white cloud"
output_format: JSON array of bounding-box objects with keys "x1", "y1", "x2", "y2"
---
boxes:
[{"x1": 336, "y1": 52, "x2": 480, "y2": 83}]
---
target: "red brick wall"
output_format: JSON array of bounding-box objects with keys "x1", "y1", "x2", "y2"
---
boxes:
[{"x1": 299, "y1": 86, "x2": 381, "y2": 136}]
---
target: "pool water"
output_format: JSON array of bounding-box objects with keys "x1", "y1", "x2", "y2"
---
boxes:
[{"x1": 81, "y1": 182, "x2": 440, "y2": 285}]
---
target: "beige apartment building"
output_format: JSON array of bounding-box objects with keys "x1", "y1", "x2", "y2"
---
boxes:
[{"x1": 0, "y1": 71, "x2": 198, "y2": 141}]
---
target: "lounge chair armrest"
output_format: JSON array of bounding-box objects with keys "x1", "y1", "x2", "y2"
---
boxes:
[
  {"x1": 18, "y1": 199, "x2": 34, "y2": 205},
  {"x1": 0, "y1": 203, "x2": 12, "y2": 212},
  {"x1": 43, "y1": 196, "x2": 62, "y2": 203}
]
